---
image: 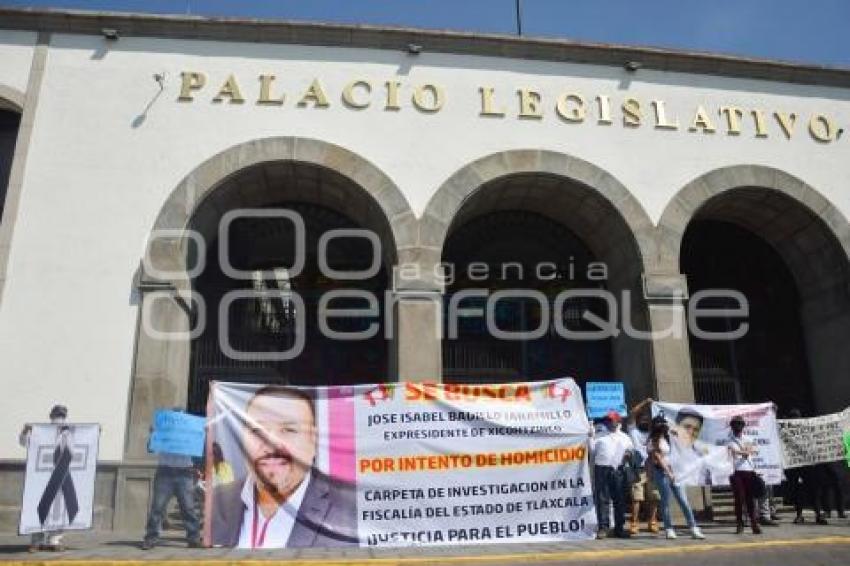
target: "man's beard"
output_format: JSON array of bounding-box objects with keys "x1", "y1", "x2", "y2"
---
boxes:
[{"x1": 254, "y1": 449, "x2": 303, "y2": 498}]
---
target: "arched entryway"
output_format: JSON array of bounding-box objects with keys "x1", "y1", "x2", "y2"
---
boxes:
[
  {"x1": 186, "y1": 162, "x2": 396, "y2": 413},
  {"x1": 660, "y1": 167, "x2": 850, "y2": 413},
  {"x1": 423, "y1": 151, "x2": 655, "y2": 395},
  {"x1": 127, "y1": 137, "x2": 413, "y2": 458}
]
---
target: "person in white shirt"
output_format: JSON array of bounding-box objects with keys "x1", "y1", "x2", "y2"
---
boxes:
[
  {"x1": 647, "y1": 415, "x2": 705, "y2": 540},
  {"x1": 590, "y1": 411, "x2": 634, "y2": 538},
  {"x1": 727, "y1": 414, "x2": 761, "y2": 535},
  {"x1": 626, "y1": 398, "x2": 659, "y2": 534}
]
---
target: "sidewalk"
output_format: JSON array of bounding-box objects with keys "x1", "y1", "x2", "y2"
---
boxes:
[{"x1": 1, "y1": 519, "x2": 848, "y2": 564}]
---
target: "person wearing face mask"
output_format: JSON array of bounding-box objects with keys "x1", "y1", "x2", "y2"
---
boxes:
[
  {"x1": 19, "y1": 405, "x2": 70, "y2": 552},
  {"x1": 589, "y1": 411, "x2": 634, "y2": 539},
  {"x1": 626, "y1": 398, "x2": 659, "y2": 535},
  {"x1": 727, "y1": 415, "x2": 761, "y2": 535}
]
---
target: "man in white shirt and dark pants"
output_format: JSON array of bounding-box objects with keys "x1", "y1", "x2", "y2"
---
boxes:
[{"x1": 590, "y1": 411, "x2": 635, "y2": 538}]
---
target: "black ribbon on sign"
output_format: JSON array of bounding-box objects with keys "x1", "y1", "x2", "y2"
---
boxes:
[{"x1": 37, "y1": 444, "x2": 79, "y2": 525}]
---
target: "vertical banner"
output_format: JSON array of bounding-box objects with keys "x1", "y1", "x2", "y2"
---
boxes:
[
  {"x1": 651, "y1": 402, "x2": 782, "y2": 486},
  {"x1": 19, "y1": 424, "x2": 100, "y2": 535},
  {"x1": 205, "y1": 378, "x2": 596, "y2": 549},
  {"x1": 777, "y1": 408, "x2": 850, "y2": 468}
]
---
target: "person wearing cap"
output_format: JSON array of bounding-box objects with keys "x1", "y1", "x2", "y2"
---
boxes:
[
  {"x1": 18, "y1": 405, "x2": 70, "y2": 552},
  {"x1": 727, "y1": 415, "x2": 761, "y2": 534},
  {"x1": 589, "y1": 410, "x2": 634, "y2": 538}
]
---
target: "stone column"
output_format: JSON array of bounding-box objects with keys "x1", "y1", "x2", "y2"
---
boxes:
[
  {"x1": 642, "y1": 273, "x2": 708, "y2": 517},
  {"x1": 642, "y1": 273, "x2": 695, "y2": 403},
  {"x1": 116, "y1": 282, "x2": 193, "y2": 531},
  {"x1": 391, "y1": 289, "x2": 443, "y2": 382}
]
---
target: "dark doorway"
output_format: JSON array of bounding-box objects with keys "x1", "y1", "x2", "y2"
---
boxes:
[
  {"x1": 683, "y1": 220, "x2": 813, "y2": 411},
  {"x1": 188, "y1": 201, "x2": 390, "y2": 413},
  {"x1": 441, "y1": 209, "x2": 612, "y2": 386},
  {"x1": 0, "y1": 109, "x2": 21, "y2": 220}
]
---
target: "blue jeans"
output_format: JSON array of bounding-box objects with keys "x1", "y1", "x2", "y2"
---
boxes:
[
  {"x1": 652, "y1": 467, "x2": 696, "y2": 530},
  {"x1": 144, "y1": 467, "x2": 200, "y2": 542}
]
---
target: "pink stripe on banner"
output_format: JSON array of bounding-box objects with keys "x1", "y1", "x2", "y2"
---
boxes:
[{"x1": 327, "y1": 386, "x2": 356, "y2": 483}]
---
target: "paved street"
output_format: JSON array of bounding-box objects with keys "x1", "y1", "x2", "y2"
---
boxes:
[{"x1": 0, "y1": 518, "x2": 848, "y2": 565}]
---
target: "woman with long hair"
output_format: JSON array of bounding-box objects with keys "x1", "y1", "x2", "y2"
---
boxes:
[{"x1": 647, "y1": 415, "x2": 705, "y2": 540}]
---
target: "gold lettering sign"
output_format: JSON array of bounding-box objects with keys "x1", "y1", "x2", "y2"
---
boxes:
[{"x1": 175, "y1": 70, "x2": 843, "y2": 144}]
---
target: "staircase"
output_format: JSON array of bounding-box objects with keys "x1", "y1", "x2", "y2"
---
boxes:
[{"x1": 705, "y1": 486, "x2": 795, "y2": 523}]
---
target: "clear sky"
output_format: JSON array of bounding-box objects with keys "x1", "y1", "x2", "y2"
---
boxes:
[{"x1": 3, "y1": 0, "x2": 849, "y2": 68}]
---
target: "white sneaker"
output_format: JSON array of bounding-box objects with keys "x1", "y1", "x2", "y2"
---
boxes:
[
  {"x1": 665, "y1": 529, "x2": 677, "y2": 539},
  {"x1": 691, "y1": 527, "x2": 705, "y2": 539}
]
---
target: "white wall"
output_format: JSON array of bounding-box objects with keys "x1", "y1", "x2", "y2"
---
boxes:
[
  {"x1": 0, "y1": 30, "x2": 36, "y2": 99},
  {"x1": 0, "y1": 32, "x2": 848, "y2": 460}
]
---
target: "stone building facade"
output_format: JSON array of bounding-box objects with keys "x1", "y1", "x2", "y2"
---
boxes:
[{"x1": 0, "y1": 8, "x2": 848, "y2": 530}]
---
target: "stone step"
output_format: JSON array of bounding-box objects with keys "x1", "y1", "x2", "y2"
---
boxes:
[{"x1": 0, "y1": 504, "x2": 114, "y2": 532}]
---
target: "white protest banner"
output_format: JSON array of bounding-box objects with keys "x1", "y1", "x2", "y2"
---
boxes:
[
  {"x1": 205, "y1": 378, "x2": 596, "y2": 549},
  {"x1": 778, "y1": 408, "x2": 850, "y2": 468},
  {"x1": 651, "y1": 402, "x2": 782, "y2": 486},
  {"x1": 19, "y1": 424, "x2": 100, "y2": 535}
]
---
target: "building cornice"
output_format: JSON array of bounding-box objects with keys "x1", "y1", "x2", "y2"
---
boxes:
[{"x1": 1, "y1": 7, "x2": 850, "y2": 89}]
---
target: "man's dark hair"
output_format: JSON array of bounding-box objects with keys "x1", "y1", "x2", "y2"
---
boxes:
[
  {"x1": 245, "y1": 385, "x2": 316, "y2": 422},
  {"x1": 675, "y1": 408, "x2": 704, "y2": 426}
]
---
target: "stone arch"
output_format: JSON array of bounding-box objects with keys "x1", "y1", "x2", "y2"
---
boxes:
[
  {"x1": 0, "y1": 85, "x2": 25, "y2": 112},
  {"x1": 424, "y1": 149, "x2": 656, "y2": 397},
  {"x1": 660, "y1": 165, "x2": 850, "y2": 413},
  {"x1": 127, "y1": 137, "x2": 412, "y2": 460},
  {"x1": 142, "y1": 137, "x2": 414, "y2": 289},
  {"x1": 420, "y1": 150, "x2": 656, "y2": 280},
  {"x1": 657, "y1": 165, "x2": 850, "y2": 278}
]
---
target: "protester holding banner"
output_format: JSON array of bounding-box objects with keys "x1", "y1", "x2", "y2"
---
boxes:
[
  {"x1": 589, "y1": 411, "x2": 634, "y2": 539},
  {"x1": 726, "y1": 415, "x2": 762, "y2": 534},
  {"x1": 141, "y1": 408, "x2": 203, "y2": 550},
  {"x1": 208, "y1": 379, "x2": 597, "y2": 549},
  {"x1": 783, "y1": 408, "x2": 829, "y2": 525},
  {"x1": 647, "y1": 416, "x2": 705, "y2": 540},
  {"x1": 18, "y1": 405, "x2": 70, "y2": 552},
  {"x1": 626, "y1": 398, "x2": 659, "y2": 535}
]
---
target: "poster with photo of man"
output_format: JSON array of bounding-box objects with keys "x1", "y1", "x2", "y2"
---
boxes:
[
  {"x1": 205, "y1": 378, "x2": 597, "y2": 549},
  {"x1": 651, "y1": 402, "x2": 782, "y2": 486},
  {"x1": 19, "y1": 424, "x2": 100, "y2": 535},
  {"x1": 205, "y1": 383, "x2": 358, "y2": 549}
]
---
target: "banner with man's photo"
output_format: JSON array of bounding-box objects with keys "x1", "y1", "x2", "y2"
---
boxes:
[
  {"x1": 651, "y1": 402, "x2": 783, "y2": 486},
  {"x1": 778, "y1": 407, "x2": 850, "y2": 468},
  {"x1": 203, "y1": 378, "x2": 596, "y2": 549}
]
